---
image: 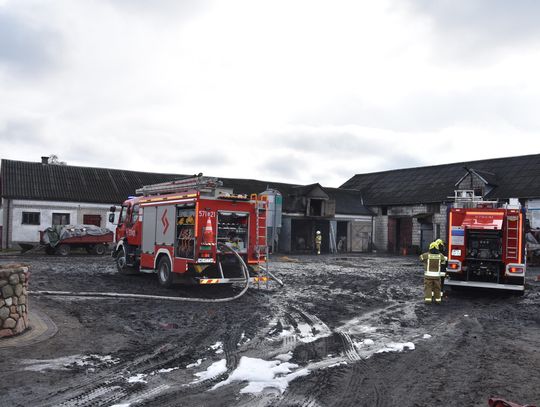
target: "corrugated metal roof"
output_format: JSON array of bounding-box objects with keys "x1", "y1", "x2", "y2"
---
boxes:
[
  {"x1": 340, "y1": 153, "x2": 540, "y2": 205},
  {"x1": 0, "y1": 159, "x2": 373, "y2": 216},
  {"x1": 0, "y1": 159, "x2": 184, "y2": 204}
]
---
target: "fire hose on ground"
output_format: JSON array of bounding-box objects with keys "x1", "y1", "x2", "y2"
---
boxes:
[{"x1": 31, "y1": 244, "x2": 282, "y2": 303}]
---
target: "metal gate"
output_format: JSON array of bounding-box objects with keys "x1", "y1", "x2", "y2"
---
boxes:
[{"x1": 351, "y1": 221, "x2": 371, "y2": 252}]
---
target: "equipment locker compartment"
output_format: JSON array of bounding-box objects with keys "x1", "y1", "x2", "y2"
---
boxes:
[
  {"x1": 176, "y1": 207, "x2": 195, "y2": 259},
  {"x1": 217, "y1": 211, "x2": 249, "y2": 253}
]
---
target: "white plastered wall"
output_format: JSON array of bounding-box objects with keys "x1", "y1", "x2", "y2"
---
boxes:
[{"x1": 9, "y1": 199, "x2": 116, "y2": 244}]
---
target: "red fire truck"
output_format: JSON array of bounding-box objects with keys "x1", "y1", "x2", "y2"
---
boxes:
[
  {"x1": 445, "y1": 191, "x2": 526, "y2": 293},
  {"x1": 111, "y1": 176, "x2": 269, "y2": 287}
]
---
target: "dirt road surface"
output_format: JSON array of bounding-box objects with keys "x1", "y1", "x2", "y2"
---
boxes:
[{"x1": 1, "y1": 253, "x2": 539, "y2": 407}]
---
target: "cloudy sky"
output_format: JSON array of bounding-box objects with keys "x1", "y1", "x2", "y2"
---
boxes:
[{"x1": 1, "y1": 0, "x2": 540, "y2": 187}]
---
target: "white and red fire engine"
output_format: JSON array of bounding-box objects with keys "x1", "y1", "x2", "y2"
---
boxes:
[
  {"x1": 445, "y1": 190, "x2": 526, "y2": 293},
  {"x1": 111, "y1": 176, "x2": 268, "y2": 287}
]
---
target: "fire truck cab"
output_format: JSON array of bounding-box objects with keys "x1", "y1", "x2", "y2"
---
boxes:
[
  {"x1": 445, "y1": 190, "x2": 526, "y2": 293},
  {"x1": 111, "y1": 176, "x2": 268, "y2": 287}
]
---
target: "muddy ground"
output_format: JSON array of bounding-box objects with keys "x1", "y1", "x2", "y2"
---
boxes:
[{"x1": 0, "y1": 253, "x2": 539, "y2": 407}]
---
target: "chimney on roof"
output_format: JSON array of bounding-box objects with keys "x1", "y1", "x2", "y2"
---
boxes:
[{"x1": 41, "y1": 156, "x2": 49, "y2": 164}]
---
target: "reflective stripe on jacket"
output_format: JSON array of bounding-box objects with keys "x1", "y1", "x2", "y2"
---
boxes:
[{"x1": 419, "y1": 252, "x2": 447, "y2": 277}]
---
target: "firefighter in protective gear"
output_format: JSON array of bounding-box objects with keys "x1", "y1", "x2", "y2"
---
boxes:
[
  {"x1": 434, "y1": 238, "x2": 447, "y2": 295},
  {"x1": 419, "y1": 242, "x2": 447, "y2": 304},
  {"x1": 315, "y1": 231, "x2": 322, "y2": 255}
]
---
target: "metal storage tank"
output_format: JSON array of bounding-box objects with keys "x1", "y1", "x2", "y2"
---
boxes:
[{"x1": 260, "y1": 189, "x2": 282, "y2": 253}]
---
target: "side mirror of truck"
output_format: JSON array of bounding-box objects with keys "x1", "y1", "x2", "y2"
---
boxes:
[{"x1": 108, "y1": 213, "x2": 115, "y2": 224}]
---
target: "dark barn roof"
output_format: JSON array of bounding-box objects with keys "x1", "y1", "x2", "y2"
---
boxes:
[
  {"x1": 340, "y1": 154, "x2": 540, "y2": 206},
  {"x1": 1, "y1": 159, "x2": 373, "y2": 216},
  {"x1": 1, "y1": 159, "x2": 183, "y2": 204}
]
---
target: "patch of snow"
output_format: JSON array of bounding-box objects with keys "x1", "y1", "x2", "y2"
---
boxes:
[
  {"x1": 376, "y1": 342, "x2": 415, "y2": 353},
  {"x1": 186, "y1": 359, "x2": 203, "y2": 368},
  {"x1": 422, "y1": 334, "x2": 432, "y2": 339},
  {"x1": 127, "y1": 374, "x2": 147, "y2": 383},
  {"x1": 110, "y1": 404, "x2": 131, "y2": 407},
  {"x1": 212, "y1": 356, "x2": 310, "y2": 394},
  {"x1": 464, "y1": 314, "x2": 469, "y2": 317},
  {"x1": 274, "y1": 352, "x2": 293, "y2": 362},
  {"x1": 192, "y1": 359, "x2": 227, "y2": 383}
]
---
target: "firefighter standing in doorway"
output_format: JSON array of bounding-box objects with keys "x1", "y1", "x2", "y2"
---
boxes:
[
  {"x1": 315, "y1": 231, "x2": 322, "y2": 255},
  {"x1": 419, "y1": 242, "x2": 447, "y2": 304}
]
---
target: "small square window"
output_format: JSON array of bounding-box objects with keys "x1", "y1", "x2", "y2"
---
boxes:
[
  {"x1": 52, "y1": 213, "x2": 70, "y2": 226},
  {"x1": 22, "y1": 212, "x2": 40, "y2": 225}
]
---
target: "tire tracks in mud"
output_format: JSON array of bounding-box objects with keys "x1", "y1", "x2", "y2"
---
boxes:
[
  {"x1": 37, "y1": 335, "x2": 206, "y2": 406},
  {"x1": 276, "y1": 299, "x2": 425, "y2": 407}
]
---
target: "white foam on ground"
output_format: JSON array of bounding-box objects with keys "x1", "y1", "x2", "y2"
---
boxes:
[
  {"x1": 192, "y1": 359, "x2": 227, "y2": 383},
  {"x1": 212, "y1": 356, "x2": 310, "y2": 394},
  {"x1": 150, "y1": 367, "x2": 179, "y2": 375},
  {"x1": 274, "y1": 352, "x2": 293, "y2": 362},
  {"x1": 237, "y1": 332, "x2": 251, "y2": 347},
  {"x1": 110, "y1": 404, "x2": 131, "y2": 407},
  {"x1": 279, "y1": 327, "x2": 295, "y2": 337},
  {"x1": 127, "y1": 373, "x2": 147, "y2": 383},
  {"x1": 209, "y1": 342, "x2": 223, "y2": 354},
  {"x1": 423, "y1": 334, "x2": 432, "y2": 339},
  {"x1": 355, "y1": 338, "x2": 375, "y2": 347},
  {"x1": 328, "y1": 361, "x2": 348, "y2": 368},
  {"x1": 22, "y1": 354, "x2": 119, "y2": 372},
  {"x1": 186, "y1": 359, "x2": 203, "y2": 368},
  {"x1": 340, "y1": 321, "x2": 378, "y2": 336},
  {"x1": 376, "y1": 342, "x2": 415, "y2": 353}
]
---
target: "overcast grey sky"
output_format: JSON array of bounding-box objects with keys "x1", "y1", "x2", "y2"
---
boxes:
[{"x1": 1, "y1": 0, "x2": 539, "y2": 187}]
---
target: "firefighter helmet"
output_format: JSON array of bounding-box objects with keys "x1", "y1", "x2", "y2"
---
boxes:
[
  {"x1": 435, "y1": 238, "x2": 445, "y2": 248},
  {"x1": 429, "y1": 241, "x2": 438, "y2": 250},
  {"x1": 316, "y1": 231, "x2": 321, "y2": 234}
]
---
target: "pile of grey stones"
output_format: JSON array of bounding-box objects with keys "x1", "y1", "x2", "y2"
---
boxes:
[{"x1": 0, "y1": 264, "x2": 29, "y2": 338}]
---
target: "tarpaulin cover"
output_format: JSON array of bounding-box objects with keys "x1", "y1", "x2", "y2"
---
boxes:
[
  {"x1": 42, "y1": 225, "x2": 112, "y2": 247},
  {"x1": 461, "y1": 212, "x2": 504, "y2": 230}
]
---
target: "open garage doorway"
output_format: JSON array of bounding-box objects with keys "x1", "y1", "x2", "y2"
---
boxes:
[{"x1": 291, "y1": 219, "x2": 330, "y2": 254}]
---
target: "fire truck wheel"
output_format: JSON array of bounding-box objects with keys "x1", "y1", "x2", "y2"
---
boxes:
[
  {"x1": 94, "y1": 244, "x2": 106, "y2": 255},
  {"x1": 116, "y1": 246, "x2": 137, "y2": 275},
  {"x1": 56, "y1": 244, "x2": 71, "y2": 256},
  {"x1": 157, "y1": 257, "x2": 173, "y2": 288}
]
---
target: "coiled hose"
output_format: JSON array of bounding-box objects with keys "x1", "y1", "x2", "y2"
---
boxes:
[{"x1": 31, "y1": 243, "x2": 252, "y2": 303}]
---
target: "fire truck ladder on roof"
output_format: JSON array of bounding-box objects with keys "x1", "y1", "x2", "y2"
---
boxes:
[
  {"x1": 505, "y1": 214, "x2": 520, "y2": 261},
  {"x1": 135, "y1": 175, "x2": 222, "y2": 196}
]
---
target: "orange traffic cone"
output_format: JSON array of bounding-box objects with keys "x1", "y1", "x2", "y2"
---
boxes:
[{"x1": 203, "y1": 217, "x2": 215, "y2": 244}]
